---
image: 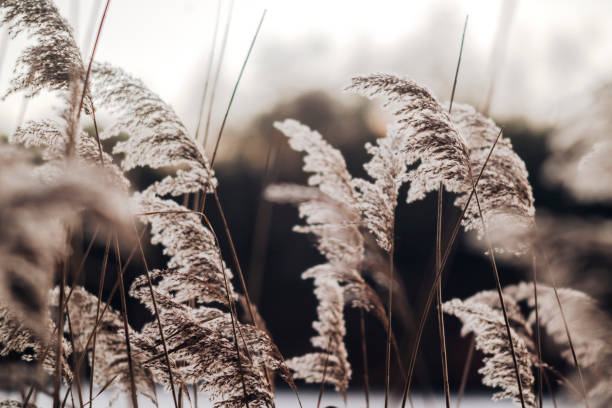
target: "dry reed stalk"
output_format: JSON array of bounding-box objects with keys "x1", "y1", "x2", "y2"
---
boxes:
[
  {"x1": 383, "y1": 226, "x2": 395, "y2": 408},
  {"x1": 247, "y1": 137, "x2": 281, "y2": 306},
  {"x1": 212, "y1": 189, "x2": 276, "y2": 398},
  {"x1": 77, "y1": 0, "x2": 111, "y2": 165},
  {"x1": 316, "y1": 336, "x2": 334, "y2": 408},
  {"x1": 64, "y1": 309, "x2": 83, "y2": 408},
  {"x1": 202, "y1": 0, "x2": 234, "y2": 151},
  {"x1": 400, "y1": 129, "x2": 503, "y2": 407},
  {"x1": 436, "y1": 184, "x2": 451, "y2": 408},
  {"x1": 455, "y1": 335, "x2": 475, "y2": 408},
  {"x1": 113, "y1": 235, "x2": 139, "y2": 408},
  {"x1": 131, "y1": 224, "x2": 179, "y2": 408},
  {"x1": 359, "y1": 309, "x2": 370, "y2": 408},
  {"x1": 200, "y1": 9, "x2": 266, "y2": 213},
  {"x1": 89, "y1": 235, "x2": 111, "y2": 408},
  {"x1": 53, "y1": 255, "x2": 67, "y2": 408},
  {"x1": 435, "y1": 18, "x2": 468, "y2": 406},
  {"x1": 470, "y1": 186, "x2": 528, "y2": 407},
  {"x1": 195, "y1": 0, "x2": 221, "y2": 144},
  {"x1": 538, "y1": 250, "x2": 590, "y2": 407},
  {"x1": 532, "y1": 255, "x2": 543, "y2": 408},
  {"x1": 198, "y1": 213, "x2": 252, "y2": 408},
  {"x1": 41, "y1": 229, "x2": 144, "y2": 408}
]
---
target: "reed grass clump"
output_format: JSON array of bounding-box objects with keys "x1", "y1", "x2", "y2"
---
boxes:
[{"x1": 0, "y1": 1, "x2": 610, "y2": 408}]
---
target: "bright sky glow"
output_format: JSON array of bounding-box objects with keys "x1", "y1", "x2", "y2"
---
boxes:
[{"x1": 0, "y1": 0, "x2": 610, "y2": 137}]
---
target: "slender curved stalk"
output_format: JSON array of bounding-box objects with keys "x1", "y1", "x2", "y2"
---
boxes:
[
  {"x1": 532, "y1": 254, "x2": 543, "y2": 408},
  {"x1": 199, "y1": 9, "x2": 266, "y2": 216},
  {"x1": 360, "y1": 309, "x2": 370, "y2": 408},
  {"x1": 77, "y1": 0, "x2": 111, "y2": 164},
  {"x1": 209, "y1": 10, "x2": 266, "y2": 167},
  {"x1": 53, "y1": 257, "x2": 68, "y2": 408},
  {"x1": 384, "y1": 230, "x2": 395, "y2": 408},
  {"x1": 538, "y1": 249, "x2": 590, "y2": 408},
  {"x1": 202, "y1": 0, "x2": 234, "y2": 151},
  {"x1": 400, "y1": 129, "x2": 503, "y2": 407},
  {"x1": 436, "y1": 184, "x2": 451, "y2": 408},
  {"x1": 316, "y1": 336, "x2": 334, "y2": 408},
  {"x1": 247, "y1": 137, "x2": 280, "y2": 306},
  {"x1": 195, "y1": 0, "x2": 221, "y2": 144},
  {"x1": 43, "y1": 234, "x2": 142, "y2": 407},
  {"x1": 199, "y1": 214, "x2": 251, "y2": 408},
  {"x1": 65, "y1": 308, "x2": 84, "y2": 408},
  {"x1": 90, "y1": 235, "x2": 111, "y2": 408},
  {"x1": 77, "y1": 0, "x2": 110, "y2": 117},
  {"x1": 212, "y1": 189, "x2": 275, "y2": 396},
  {"x1": 113, "y1": 235, "x2": 139, "y2": 408},
  {"x1": 455, "y1": 336, "x2": 475, "y2": 408},
  {"x1": 543, "y1": 373, "x2": 558, "y2": 408},
  {"x1": 131, "y1": 222, "x2": 179, "y2": 408},
  {"x1": 471, "y1": 182, "x2": 526, "y2": 408}
]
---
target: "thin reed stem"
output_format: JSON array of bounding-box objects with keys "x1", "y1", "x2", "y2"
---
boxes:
[
  {"x1": 400, "y1": 129, "x2": 503, "y2": 408},
  {"x1": 200, "y1": 9, "x2": 266, "y2": 216},
  {"x1": 53, "y1": 257, "x2": 68, "y2": 408},
  {"x1": 202, "y1": 0, "x2": 234, "y2": 150},
  {"x1": 64, "y1": 309, "x2": 84, "y2": 408},
  {"x1": 198, "y1": 215, "x2": 250, "y2": 408},
  {"x1": 247, "y1": 136, "x2": 280, "y2": 306},
  {"x1": 57, "y1": 229, "x2": 145, "y2": 405},
  {"x1": 131, "y1": 223, "x2": 180, "y2": 408},
  {"x1": 359, "y1": 309, "x2": 370, "y2": 408},
  {"x1": 401, "y1": 16, "x2": 467, "y2": 407},
  {"x1": 316, "y1": 336, "x2": 334, "y2": 408},
  {"x1": 77, "y1": 0, "x2": 110, "y2": 117},
  {"x1": 384, "y1": 229, "x2": 395, "y2": 408},
  {"x1": 209, "y1": 9, "x2": 266, "y2": 167},
  {"x1": 471, "y1": 184, "x2": 526, "y2": 408},
  {"x1": 543, "y1": 373, "x2": 558, "y2": 408},
  {"x1": 436, "y1": 183, "x2": 451, "y2": 408},
  {"x1": 82, "y1": 0, "x2": 104, "y2": 54},
  {"x1": 113, "y1": 235, "x2": 139, "y2": 408},
  {"x1": 195, "y1": 0, "x2": 221, "y2": 144},
  {"x1": 212, "y1": 189, "x2": 274, "y2": 394},
  {"x1": 538, "y1": 249, "x2": 590, "y2": 408},
  {"x1": 532, "y1": 254, "x2": 543, "y2": 408},
  {"x1": 481, "y1": 0, "x2": 517, "y2": 115},
  {"x1": 76, "y1": 0, "x2": 111, "y2": 164},
  {"x1": 455, "y1": 336, "x2": 475, "y2": 408},
  {"x1": 449, "y1": 15, "x2": 469, "y2": 113},
  {"x1": 90, "y1": 235, "x2": 112, "y2": 408},
  {"x1": 30, "y1": 245, "x2": 130, "y2": 406}
]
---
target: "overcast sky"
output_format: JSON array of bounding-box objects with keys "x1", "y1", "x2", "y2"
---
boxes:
[{"x1": 0, "y1": 0, "x2": 611, "y2": 138}]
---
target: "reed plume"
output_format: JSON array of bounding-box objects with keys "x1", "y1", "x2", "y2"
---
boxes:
[
  {"x1": 0, "y1": 300, "x2": 73, "y2": 382},
  {"x1": 0, "y1": 0, "x2": 85, "y2": 98},
  {"x1": 448, "y1": 103, "x2": 534, "y2": 252},
  {"x1": 347, "y1": 74, "x2": 535, "y2": 253},
  {"x1": 346, "y1": 74, "x2": 471, "y2": 204},
  {"x1": 11, "y1": 119, "x2": 129, "y2": 190},
  {"x1": 89, "y1": 62, "x2": 216, "y2": 197},
  {"x1": 0, "y1": 145, "x2": 128, "y2": 340},
  {"x1": 508, "y1": 282, "x2": 612, "y2": 407},
  {"x1": 443, "y1": 297, "x2": 536, "y2": 407},
  {"x1": 51, "y1": 285, "x2": 158, "y2": 404},
  {"x1": 268, "y1": 119, "x2": 402, "y2": 392},
  {"x1": 134, "y1": 192, "x2": 234, "y2": 305},
  {"x1": 129, "y1": 272, "x2": 282, "y2": 408},
  {"x1": 285, "y1": 275, "x2": 350, "y2": 392}
]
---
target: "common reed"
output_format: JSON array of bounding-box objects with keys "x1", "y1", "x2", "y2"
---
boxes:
[{"x1": 0, "y1": 1, "x2": 610, "y2": 408}]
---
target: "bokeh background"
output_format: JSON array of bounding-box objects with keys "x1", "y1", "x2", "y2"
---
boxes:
[{"x1": 2, "y1": 0, "x2": 611, "y2": 401}]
